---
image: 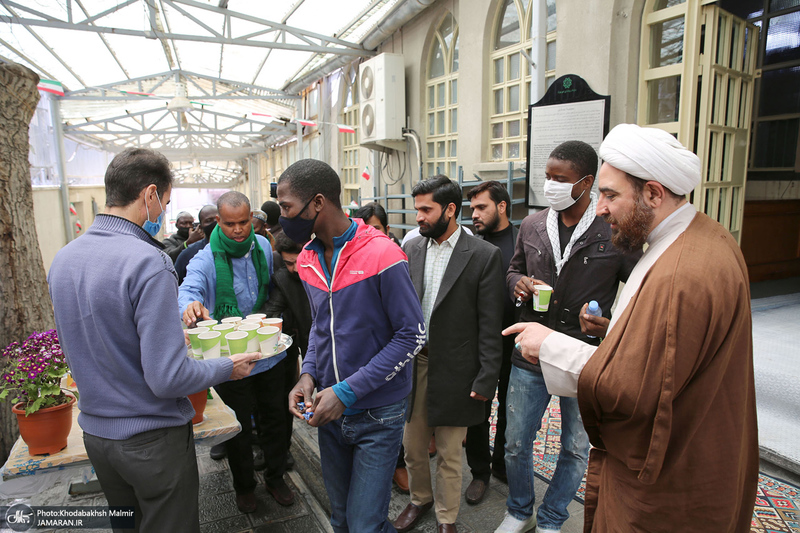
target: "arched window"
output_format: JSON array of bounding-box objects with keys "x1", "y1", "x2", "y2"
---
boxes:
[
  {"x1": 426, "y1": 13, "x2": 459, "y2": 178},
  {"x1": 340, "y1": 63, "x2": 360, "y2": 204},
  {"x1": 489, "y1": 0, "x2": 556, "y2": 162}
]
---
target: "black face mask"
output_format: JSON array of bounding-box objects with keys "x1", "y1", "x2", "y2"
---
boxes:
[
  {"x1": 176, "y1": 226, "x2": 190, "y2": 239},
  {"x1": 279, "y1": 197, "x2": 318, "y2": 244},
  {"x1": 202, "y1": 221, "x2": 217, "y2": 239}
]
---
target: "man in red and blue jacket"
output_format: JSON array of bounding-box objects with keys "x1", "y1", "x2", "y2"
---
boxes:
[{"x1": 279, "y1": 159, "x2": 425, "y2": 533}]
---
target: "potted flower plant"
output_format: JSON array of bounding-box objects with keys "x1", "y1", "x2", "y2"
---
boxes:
[{"x1": 0, "y1": 329, "x2": 77, "y2": 455}]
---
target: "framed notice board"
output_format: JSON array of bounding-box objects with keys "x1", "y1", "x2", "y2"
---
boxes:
[{"x1": 526, "y1": 74, "x2": 611, "y2": 208}]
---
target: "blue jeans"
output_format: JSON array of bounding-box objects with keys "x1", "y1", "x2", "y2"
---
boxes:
[
  {"x1": 504, "y1": 365, "x2": 589, "y2": 530},
  {"x1": 317, "y1": 397, "x2": 407, "y2": 533}
]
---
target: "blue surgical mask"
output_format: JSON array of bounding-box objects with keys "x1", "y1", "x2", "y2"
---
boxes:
[
  {"x1": 143, "y1": 191, "x2": 165, "y2": 237},
  {"x1": 279, "y1": 196, "x2": 318, "y2": 244}
]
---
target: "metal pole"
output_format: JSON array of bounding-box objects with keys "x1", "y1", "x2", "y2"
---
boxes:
[
  {"x1": 49, "y1": 94, "x2": 73, "y2": 244},
  {"x1": 296, "y1": 99, "x2": 304, "y2": 160}
]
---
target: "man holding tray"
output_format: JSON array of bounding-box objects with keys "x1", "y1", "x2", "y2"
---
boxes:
[{"x1": 179, "y1": 191, "x2": 294, "y2": 513}]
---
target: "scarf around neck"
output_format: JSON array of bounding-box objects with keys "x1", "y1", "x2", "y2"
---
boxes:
[
  {"x1": 209, "y1": 225, "x2": 270, "y2": 319},
  {"x1": 546, "y1": 192, "x2": 598, "y2": 276}
]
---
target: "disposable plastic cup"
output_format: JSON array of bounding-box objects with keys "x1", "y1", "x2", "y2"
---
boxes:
[
  {"x1": 186, "y1": 327, "x2": 209, "y2": 356},
  {"x1": 261, "y1": 317, "x2": 283, "y2": 332},
  {"x1": 196, "y1": 319, "x2": 218, "y2": 329},
  {"x1": 240, "y1": 319, "x2": 263, "y2": 327},
  {"x1": 221, "y1": 317, "x2": 242, "y2": 330},
  {"x1": 238, "y1": 323, "x2": 260, "y2": 353},
  {"x1": 226, "y1": 331, "x2": 249, "y2": 356},
  {"x1": 246, "y1": 313, "x2": 266, "y2": 321},
  {"x1": 212, "y1": 324, "x2": 235, "y2": 350},
  {"x1": 533, "y1": 285, "x2": 553, "y2": 312},
  {"x1": 257, "y1": 326, "x2": 281, "y2": 356},
  {"x1": 198, "y1": 331, "x2": 222, "y2": 360}
]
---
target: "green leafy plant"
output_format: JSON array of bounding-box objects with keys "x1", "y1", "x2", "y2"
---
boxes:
[{"x1": 1, "y1": 330, "x2": 75, "y2": 416}]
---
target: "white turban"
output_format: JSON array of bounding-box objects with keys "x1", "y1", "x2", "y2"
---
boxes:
[{"x1": 599, "y1": 124, "x2": 701, "y2": 195}]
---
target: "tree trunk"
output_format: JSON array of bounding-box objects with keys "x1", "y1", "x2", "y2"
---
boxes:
[{"x1": 0, "y1": 62, "x2": 54, "y2": 463}]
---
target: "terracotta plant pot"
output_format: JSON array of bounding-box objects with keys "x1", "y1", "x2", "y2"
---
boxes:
[
  {"x1": 188, "y1": 390, "x2": 208, "y2": 425},
  {"x1": 12, "y1": 392, "x2": 76, "y2": 456}
]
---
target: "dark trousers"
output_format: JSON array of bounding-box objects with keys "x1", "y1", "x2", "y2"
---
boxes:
[
  {"x1": 465, "y1": 335, "x2": 514, "y2": 481},
  {"x1": 83, "y1": 423, "x2": 199, "y2": 533},
  {"x1": 215, "y1": 357, "x2": 289, "y2": 493}
]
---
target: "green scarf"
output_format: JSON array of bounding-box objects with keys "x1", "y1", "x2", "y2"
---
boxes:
[{"x1": 209, "y1": 225, "x2": 270, "y2": 319}]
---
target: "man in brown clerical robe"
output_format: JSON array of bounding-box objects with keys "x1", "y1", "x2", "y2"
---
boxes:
[{"x1": 504, "y1": 123, "x2": 758, "y2": 532}]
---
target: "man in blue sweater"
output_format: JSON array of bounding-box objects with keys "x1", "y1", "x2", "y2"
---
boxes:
[
  {"x1": 179, "y1": 191, "x2": 294, "y2": 514},
  {"x1": 48, "y1": 148, "x2": 259, "y2": 533},
  {"x1": 280, "y1": 159, "x2": 426, "y2": 533}
]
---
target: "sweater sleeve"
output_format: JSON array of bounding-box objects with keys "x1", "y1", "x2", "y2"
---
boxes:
[
  {"x1": 343, "y1": 260, "x2": 426, "y2": 400},
  {"x1": 137, "y1": 267, "x2": 233, "y2": 397}
]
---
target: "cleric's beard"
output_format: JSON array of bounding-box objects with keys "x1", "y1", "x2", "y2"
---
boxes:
[{"x1": 606, "y1": 193, "x2": 654, "y2": 253}]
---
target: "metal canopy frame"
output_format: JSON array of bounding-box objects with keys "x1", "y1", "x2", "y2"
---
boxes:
[
  {"x1": 0, "y1": 0, "x2": 373, "y2": 58},
  {"x1": 0, "y1": 0, "x2": 395, "y2": 185}
]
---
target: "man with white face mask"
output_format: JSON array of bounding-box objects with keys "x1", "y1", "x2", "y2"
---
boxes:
[{"x1": 495, "y1": 141, "x2": 640, "y2": 533}]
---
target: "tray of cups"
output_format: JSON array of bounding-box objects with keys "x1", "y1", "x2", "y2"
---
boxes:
[{"x1": 259, "y1": 333, "x2": 292, "y2": 359}]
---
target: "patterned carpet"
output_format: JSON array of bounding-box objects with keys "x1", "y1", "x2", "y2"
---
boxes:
[{"x1": 489, "y1": 396, "x2": 800, "y2": 532}]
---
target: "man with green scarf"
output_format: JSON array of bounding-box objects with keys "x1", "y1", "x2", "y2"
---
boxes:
[{"x1": 179, "y1": 191, "x2": 294, "y2": 514}]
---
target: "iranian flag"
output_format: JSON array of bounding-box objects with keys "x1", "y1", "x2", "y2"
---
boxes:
[
  {"x1": 296, "y1": 119, "x2": 317, "y2": 127},
  {"x1": 37, "y1": 79, "x2": 64, "y2": 96},
  {"x1": 252, "y1": 112, "x2": 275, "y2": 120},
  {"x1": 69, "y1": 203, "x2": 78, "y2": 215},
  {"x1": 337, "y1": 124, "x2": 355, "y2": 134},
  {"x1": 361, "y1": 165, "x2": 371, "y2": 181}
]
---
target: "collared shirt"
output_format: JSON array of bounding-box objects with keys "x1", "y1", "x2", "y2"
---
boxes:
[
  {"x1": 421, "y1": 226, "x2": 462, "y2": 330},
  {"x1": 177, "y1": 235, "x2": 274, "y2": 318}
]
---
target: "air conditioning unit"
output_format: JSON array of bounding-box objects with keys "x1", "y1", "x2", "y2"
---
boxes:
[{"x1": 359, "y1": 53, "x2": 406, "y2": 152}]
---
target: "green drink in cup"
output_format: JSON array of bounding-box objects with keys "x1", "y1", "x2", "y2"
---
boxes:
[
  {"x1": 197, "y1": 331, "x2": 222, "y2": 359},
  {"x1": 186, "y1": 327, "x2": 209, "y2": 356},
  {"x1": 226, "y1": 331, "x2": 249, "y2": 356},
  {"x1": 257, "y1": 326, "x2": 281, "y2": 356}
]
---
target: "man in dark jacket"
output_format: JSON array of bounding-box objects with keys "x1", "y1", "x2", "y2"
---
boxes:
[
  {"x1": 163, "y1": 211, "x2": 204, "y2": 262},
  {"x1": 394, "y1": 176, "x2": 504, "y2": 533},
  {"x1": 496, "y1": 141, "x2": 640, "y2": 533},
  {"x1": 264, "y1": 231, "x2": 312, "y2": 469},
  {"x1": 175, "y1": 205, "x2": 217, "y2": 284},
  {"x1": 464, "y1": 180, "x2": 519, "y2": 504}
]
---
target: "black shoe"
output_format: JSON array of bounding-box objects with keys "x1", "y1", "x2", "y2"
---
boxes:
[
  {"x1": 253, "y1": 449, "x2": 266, "y2": 471},
  {"x1": 286, "y1": 451, "x2": 295, "y2": 471},
  {"x1": 210, "y1": 443, "x2": 226, "y2": 460}
]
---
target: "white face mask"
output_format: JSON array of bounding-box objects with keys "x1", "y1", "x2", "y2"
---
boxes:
[{"x1": 543, "y1": 175, "x2": 588, "y2": 211}]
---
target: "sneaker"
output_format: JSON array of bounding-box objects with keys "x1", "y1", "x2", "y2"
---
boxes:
[
  {"x1": 494, "y1": 512, "x2": 536, "y2": 533},
  {"x1": 535, "y1": 527, "x2": 560, "y2": 533}
]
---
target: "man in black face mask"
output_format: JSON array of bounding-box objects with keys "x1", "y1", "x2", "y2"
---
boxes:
[
  {"x1": 175, "y1": 205, "x2": 218, "y2": 284},
  {"x1": 394, "y1": 176, "x2": 504, "y2": 533},
  {"x1": 163, "y1": 211, "x2": 204, "y2": 262}
]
